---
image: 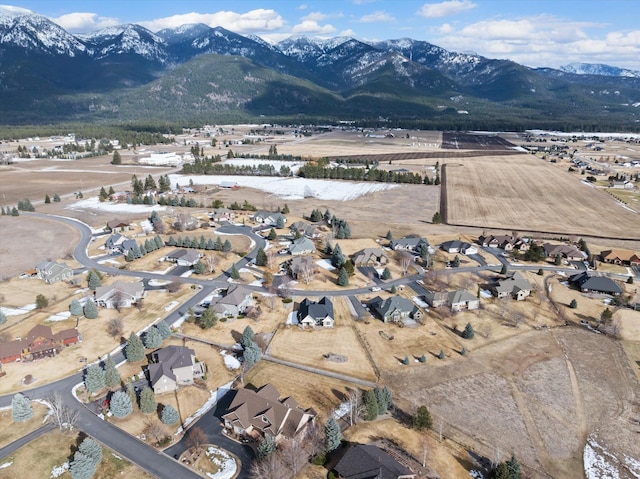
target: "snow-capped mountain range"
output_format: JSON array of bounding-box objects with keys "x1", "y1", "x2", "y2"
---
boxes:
[{"x1": 1, "y1": 4, "x2": 639, "y2": 126}]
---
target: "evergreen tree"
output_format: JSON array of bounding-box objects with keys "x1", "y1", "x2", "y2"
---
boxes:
[
  {"x1": 419, "y1": 354, "x2": 427, "y2": 363},
  {"x1": 109, "y1": 390, "x2": 133, "y2": 418},
  {"x1": 70, "y1": 451, "x2": 96, "y2": 479},
  {"x1": 144, "y1": 327, "x2": 163, "y2": 349},
  {"x1": 125, "y1": 249, "x2": 135, "y2": 262},
  {"x1": 139, "y1": 386, "x2": 157, "y2": 414},
  {"x1": 500, "y1": 263, "x2": 508, "y2": 275},
  {"x1": 403, "y1": 355, "x2": 410, "y2": 365},
  {"x1": 569, "y1": 299, "x2": 578, "y2": 309},
  {"x1": 257, "y1": 434, "x2": 276, "y2": 460},
  {"x1": 36, "y1": 294, "x2": 48, "y2": 309},
  {"x1": 364, "y1": 389, "x2": 379, "y2": 420},
  {"x1": 374, "y1": 386, "x2": 390, "y2": 415},
  {"x1": 111, "y1": 150, "x2": 121, "y2": 165},
  {"x1": 463, "y1": 322, "x2": 475, "y2": 339},
  {"x1": 11, "y1": 393, "x2": 34, "y2": 422},
  {"x1": 222, "y1": 239, "x2": 232, "y2": 252},
  {"x1": 99, "y1": 187, "x2": 108, "y2": 201},
  {"x1": 84, "y1": 364, "x2": 106, "y2": 393},
  {"x1": 325, "y1": 417, "x2": 342, "y2": 452},
  {"x1": 381, "y1": 267, "x2": 391, "y2": 280},
  {"x1": 240, "y1": 326, "x2": 255, "y2": 348},
  {"x1": 255, "y1": 248, "x2": 267, "y2": 266},
  {"x1": 0, "y1": 207, "x2": 4, "y2": 215},
  {"x1": 432, "y1": 211, "x2": 442, "y2": 224},
  {"x1": 167, "y1": 235, "x2": 176, "y2": 246},
  {"x1": 461, "y1": 347, "x2": 467, "y2": 356},
  {"x1": 413, "y1": 405, "x2": 433, "y2": 430},
  {"x1": 331, "y1": 244, "x2": 345, "y2": 268},
  {"x1": 69, "y1": 299, "x2": 83, "y2": 317},
  {"x1": 193, "y1": 260, "x2": 206, "y2": 274},
  {"x1": 490, "y1": 462, "x2": 511, "y2": 479},
  {"x1": 337, "y1": 267, "x2": 349, "y2": 286},
  {"x1": 53, "y1": 193, "x2": 61, "y2": 202},
  {"x1": 506, "y1": 454, "x2": 522, "y2": 479},
  {"x1": 386, "y1": 230, "x2": 393, "y2": 240},
  {"x1": 44, "y1": 194, "x2": 51, "y2": 204},
  {"x1": 11, "y1": 206, "x2": 19, "y2": 216},
  {"x1": 453, "y1": 255, "x2": 460, "y2": 268},
  {"x1": 87, "y1": 270, "x2": 102, "y2": 290},
  {"x1": 215, "y1": 237, "x2": 223, "y2": 251},
  {"x1": 281, "y1": 203, "x2": 290, "y2": 214},
  {"x1": 161, "y1": 404, "x2": 179, "y2": 425},
  {"x1": 104, "y1": 354, "x2": 121, "y2": 389},
  {"x1": 230, "y1": 264, "x2": 240, "y2": 280},
  {"x1": 324, "y1": 240, "x2": 333, "y2": 255},
  {"x1": 199, "y1": 308, "x2": 217, "y2": 329},
  {"x1": 83, "y1": 299, "x2": 98, "y2": 319},
  {"x1": 78, "y1": 438, "x2": 103, "y2": 466},
  {"x1": 276, "y1": 216, "x2": 286, "y2": 229},
  {"x1": 125, "y1": 332, "x2": 145, "y2": 362},
  {"x1": 438, "y1": 349, "x2": 445, "y2": 359},
  {"x1": 267, "y1": 228, "x2": 277, "y2": 240},
  {"x1": 156, "y1": 320, "x2": 172, "y2": 339},
  {"x1": 108, "y1": 186, "x2": 115, "y2": 196},
  {"x1": 243, "y1": 341, "x2": 262, "y2": 368}
]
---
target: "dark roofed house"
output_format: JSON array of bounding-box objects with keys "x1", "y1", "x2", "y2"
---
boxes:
[
  {"x1": 440, "y1": 240, "x2": 478, "y2": 255},
  {"x1": 290, "y1": 221, "x2": 321, "y2": 239},
  {"x1": 298, "y1": 297, "x2": 334, "y2": 328},
  {"x1": 369, "y1": 295, "x2": 423, "y2": 324},
  {"x1": 334, "y1": 444, "x2": 416, "y2": 479},
  {"x1": 222, "y1": 384, "x2": 315, "y2": 443},
  {"x1": 147, "y1": 345, "x2": 206, "y2": 394},
  {"x1": 570, "y1": 272, "x2": 623, "y2": 296}
]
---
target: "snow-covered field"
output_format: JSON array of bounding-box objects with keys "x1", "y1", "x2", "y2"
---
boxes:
[
  {"x1": 0, "y1": 304, "x2": 36, "y2": 316},
  {"x1": 583, "y1": 435, "x2": 640, "y2": 479},
  {"x1": 316, "y1": 259, "x2": 335, "y2": 271},
  {"x1": 66, "y1": 197, "x2": 166, "y2": 213},
  {"x1": 527, "y1": 130, "x2": 640, "y2": 140},
  {"x1": 224, "y1": 158, "x2": 304, "y2": 173},
  {"x1": 46, "y1": 311, "x2": 72, "y2": 322},
  {"x1": 169, "y1": 174, "x2": 401, "y2": 201}
]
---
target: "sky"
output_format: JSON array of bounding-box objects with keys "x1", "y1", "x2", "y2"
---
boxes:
[{"x1": 5, "y1": 0, "x2": 639, "y2": 69}]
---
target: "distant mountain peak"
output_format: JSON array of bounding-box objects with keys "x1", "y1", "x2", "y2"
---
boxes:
[{"x1": 560, "y1": 62, "x2": 640, "y2": 78}]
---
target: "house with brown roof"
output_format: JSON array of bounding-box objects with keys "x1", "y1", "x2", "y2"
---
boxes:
[
  {"x1": 209, "y1": 208, "x2": 235, "y2": 223},
  {"x1": 351, "y1": 248, "x2": 390, "y2": 267},
  {"x1": 479, "y1": 235, "x2": 529, "y2": 252},
  {"x1": 94, "y1": 280, "x2": 145, "y2": 309},
  {"x1": 106, "y1": 219, "x2": 131, "y2": 233},
  {"x1": 290, "y1": 221, "x2": 322, "y2": 239},
  {"x1": 491, "y1": 272, "x2": 532, "y2": 301},
  {"x1": 600, "y1": 249, "x2": 640, "y2": 266},
  {"x1": 222, "y1": 384, "x2": 315, "y2": 443},
  {"x1": 0, "y1": 324, "x2": 81, "y2": 364},
  {"x1": 146, "y1": 345, "x2": 206, "y2": 394},
  {"x1": 543, "y1": 243, "x2": 585, "y2": 261}
]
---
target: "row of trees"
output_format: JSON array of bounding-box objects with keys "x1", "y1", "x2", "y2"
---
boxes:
[
  {"x1": 298, "y1": 162, "x2": 426, "y2": 184},
  {"x1": 0, "y1": 206, "x2": 21, "y2": 216},
  {"x1": 70, "y1": 437, "x2": 103, "y2": 479},
  {"x1": 167, "y1": 234, "x2": 231, "y2": 252}
]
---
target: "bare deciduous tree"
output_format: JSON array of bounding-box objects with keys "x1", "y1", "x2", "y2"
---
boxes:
[
  {"x1": 280, "y1": 435, "x2": 305, "y2": 476},
  {"x1": 304, "y1": 421, "x2": 325, "y2": 460},
  {"x1": 46, "y1": 392, "x2": 78, "y2": 430},
  {"x1": 107, "y1": 318, "x2": 124, "y2": 339},
  {"x1": 186, "y1": 426, "x2": 207, "y2": 451},
  {"x1": 204, "y1": 254, "x2": 217, "y2": 274},
  {"x1": 166, "y1": 280, "x2": 182, "y2": 293},
  {"x1": 347, "y1": 388, "x2": 363, "y2": 426},
  {"x1": 143, "y1": 418, "x2": 167, "y2": 444},
  {"x1": 249, "y1": 452, "x2": 288, "y2": 479},
  {"x1": 397, "y1": 251, "x2": 413, "y2": 276},
  {"x1": 264, "y1": 293, "x2": 277, "y2": 311},
  {"x1": 300, "y1": 264, "x2": 316, "y2": 285},
  {"x1": 267, "y1": 249, "x2": 277, "y2": 269}
]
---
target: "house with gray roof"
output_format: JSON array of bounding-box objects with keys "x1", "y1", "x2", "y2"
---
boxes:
[
  {"x1": 289, "y1": 255, "x2": 317, "y2": 280},
  {"x1": 289, "y1": 236, "x2": 316, "y2": 255},
  {"x1": 369, "y1": 295, "x2": 423, "y2": 323},
  {"x1": 290, "y1": 221, "x2": 321, "y2": 239},
  {"x1": 94, "y1": 280, "x2": 145, "y2": 309},
  {"x1": 351, "y1": 248, "x2": 390, "y2": 267},
  {"x1": 147, "y1": 345, "x2": 206, "y2": 394},
  {"x1": 105, "y1": 233, "x2": 137, "y2": 254},
  {"x1": 424, "y1": 290, "x2": 448, "y2": 308},
  {"x1": 390, "y1": 237, "x2": 430, "y2": 254},
  {"x1": 209, "y1": 208, "x2": 235, "y2": 223},
  {"x1": 222, "y1": 384, "x2": 315, "y2": 443},
  {"x1": 440, "y1": 240, "x2": 478, "y2": 255},
  {"x1": 209, "y1": 284, "x2": 253, "y2": 318},
  {"x1": 35, "y1": 261, "x2": 73, "y2": 284},
  {"x1": 448, "y1": 290, "x2": 480, "y2": 311},
  {"x1": 253, "y1": 210, "x2": 287, "y2": 226},
  {"x1": 297, "y1": 297, "x2": 334, "y2": 328},
  {"x1": 570, "y1": 272, "x2": 623, "y2": 296},
  {"x1": 163, "y1": 249, "x2": 201, "y2": 266},
  {"x1": 334, "y1": 444, "x2": 416, "y2": 479},
  {"x1": 491, "y1": 272, "x2": 532, "y2": 301}
]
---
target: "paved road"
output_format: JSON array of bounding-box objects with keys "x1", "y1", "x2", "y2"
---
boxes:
[{"x1": 0, "y1": 423, "x2": 55, "y2": 459}]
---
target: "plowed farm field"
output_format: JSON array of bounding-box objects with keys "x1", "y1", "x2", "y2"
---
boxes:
[{"x1": 444, "y1": 155, "x2": 640, "y2": 239}]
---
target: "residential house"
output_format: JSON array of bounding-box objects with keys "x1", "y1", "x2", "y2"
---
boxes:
[
  {"x1": 599, "y1": 249, "x2": 640, "y2": 266},
  {"x1": 0, "y1": 324, "x2": 81, "y2": 364},
  {"x1": 424, "y1": 290, "x2": 448, "y2": 308},
  {"x1": 334, "y1": 444, "x2": 416, "y2": 479},
  {"x1": 208, "y1": 284, "x2": 253, "y2": 318},
  {"x1": 209, "y1": 208, "x2": 235, "y2": 223},
  {"x1": 491, "y1": 272, "x2": 532, "y2": 301},
  {"x1": 289, "y1": 237, "x2": 316, "y2": 256},
  {"x1": 222, "y1": 384, "x2": 315, "y2": 443},
  {"x1": 289, "y1": 256, "x2": 317, "y2": 280},
  {"x1": 447, "y1": 290, "x2": 480, "y2": 311},
  {"x1": 440, "y1": 240, "x2": 478, "y2": 255},
  {"x1": 147, "y1": 345, "x2": 206, "y2": 394},
  {"x1": 163, "y1": 249, "x2": 201, "y2": 267},
  {"x1": 543, "y1": 243, "x2": 585, "y2": 261},
  {"x1": 479, "y1": 235, "x2": 529, "y2": 252},
  {"x1": 289, "y1": 221, "x2": 321, "y2": 239},
  {"x1": 219, "y1": 181, "x2": 239, "y2": 189},
  {"x1": 351, "y1": 248, "x2": 390, "y2": 267},
  {"x1": 390, "y1": 237, "x2": 431, "y2": 254},
  {"x1": 94, "y1": 280, "x2": 145, "y2": 309},
  {"x1": 253, "y1": 211, "x2": 287, "y2": 226},
  {"x1": 570, "y1": 272, "x2": 623, "y2": 296},
  {"x1": 297, "y1": 297, "x2": 334, "y2": 328},
  {"x1": 369, "y1": 295, "x2": 423, "y2": 323},
  {"x1": 106, "y1": 219, "x2": 131, "y2": 233},
  {"x1": 35, "y1": 261, "x2": 73, "y2": 284},
  {"x1": 105, "y1": 233, "x2": 137, "y2": 254},
  {"x1": 610, "y1": 180, "x2": 634, "y2": 189}
]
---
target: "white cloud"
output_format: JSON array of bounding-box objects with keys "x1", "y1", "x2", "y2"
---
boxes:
[
  {"x1": 138, "y1": 9, "x2": 285, "y2": 33},
  {"x1": 418, "y1": 0, "x2": 476, "y2": 18},
  {"x1": 433, "y1": 16, "x2": 640, "y2": 69},
  {"x1": 292, "y1": 20, "x2": 336, "y2": 34},
  {"x1": 50, "y1": 12, "x2": 119, "y2": 32},
  {"x1": 297, "y1": 4, "x2": 309, "y2": 10},
  {"x1": 340, "y1": 29, "x2": 357, "y2": 37},
  {"x1": 358, "y1": 10, "x2": 395, "y2": 23}
]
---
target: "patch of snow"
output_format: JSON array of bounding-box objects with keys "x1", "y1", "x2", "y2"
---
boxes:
[
  {"x1": 169, "y1": 174, "x2": 401, "y2": 201},
  {"x1": 164, "y1": 301, "x2": 179, "y2": 311},
  {"x1": 220, "y1": 350, "x2": 241, "y2": 370},
  {"x1": 479, "y1": 289, "x2": 492, "y2": 299},
  {"x1": 0, "y1": 462, "x2": 13, "y2": 470},
  {"x1": 180, "y1": 270, "x2": 194, "y2": 278},
  {"x1": 584, "y1": 436, "x2": 620, "y2": 479},
  {"x1": 624, "y1": 454, "x2": 640, "y2": 478},
  {"x1": 73, "y1": 288, "x2": 90, "y2": 295},
  {"x1": 97, "y1": 258, "x2": 121, "y2": 266},
  {"x1": 111, "y1": 453, "x2": 122, "y2": 460},
  {"x1": 470, "y1": 471, "x2": 484, "y2": 479},
  {"x1": 182, "y1": 381, "x2": 233, "y2": 429},
  {"x1": 204, "y1": 446, "x2": 237, "y2": 479},
  {"x1": 285, "y1": 311, "x2": 299, "y2": 325},
  {"x1": 45, "y1": 311, "x2": 72, "y2": 322},
  {"x1": 316, "y1": 259, "x2": 335, "y2": 271},
  {"x1": 333, "y1": 400, "x2": 350, "y2": 419},
  {"x1": 50, "y1": 462, "x2": 69, "y2": 478},
  {"x1": 148, "y1": 279, "x2": 171, "y2": 286},
  {"x1": 66, "y1": 197, "x2": 166, "y2": 213},
  {"x1": 412, "y1": 296, "x2": 429, "y2": 308},
  {"x1": 224, "y1": 158, "x2": 304, "y2": 172},
  {"x1": 0, "y1": 304, "x2": 37, "y2": 316}
]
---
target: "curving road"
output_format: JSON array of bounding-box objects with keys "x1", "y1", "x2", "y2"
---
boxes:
[{"x1": 1, "y1": 212, "x2": 632, "y2": 476}]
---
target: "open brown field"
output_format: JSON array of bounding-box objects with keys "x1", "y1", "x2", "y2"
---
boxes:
[
  {"x1": 444, "y1": 155, "x2": 640, "y2": 239},
  {"x1": 0, "y1": 402, "x2": 48, "y2": 448},
  {"x1": 0, "y1": 429, "x2": 153, "y2": 479}
]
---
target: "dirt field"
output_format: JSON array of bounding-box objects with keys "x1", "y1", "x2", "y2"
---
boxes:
[
  {"x1": 444, "y1": 155, "x2": 640, "y2": 239},
  {"x1": 0, "y1": 429, "x2": 153, "y2": 479},
  {"x1": 0, "y1": 401, "x2": 49, "y2": 448}
]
